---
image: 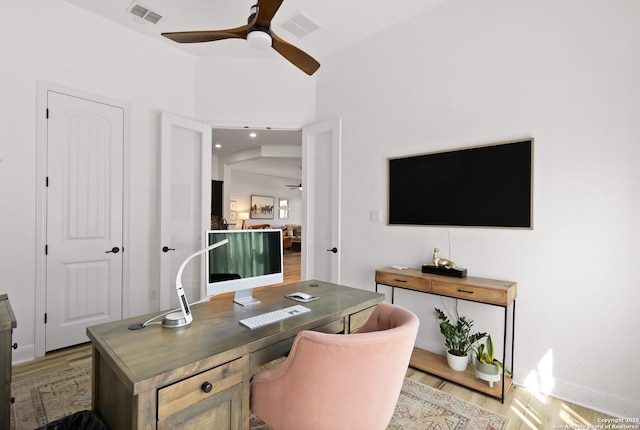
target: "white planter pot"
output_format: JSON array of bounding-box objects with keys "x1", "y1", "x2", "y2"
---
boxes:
[
  {"x1": 446, "y1": 351, "x2": 469, "y2": 371},
  {"x1": 475, "y1": 359, "x2": 501, "y2": 387}
]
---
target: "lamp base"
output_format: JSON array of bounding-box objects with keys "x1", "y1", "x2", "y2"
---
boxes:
[{"x1": 162, "y1": 311, "x2": 191, "y2": 328}]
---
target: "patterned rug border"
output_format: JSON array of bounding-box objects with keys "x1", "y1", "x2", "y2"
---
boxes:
[{"x1": 11, "y1": 363, "x2": 92, "y2": 430}]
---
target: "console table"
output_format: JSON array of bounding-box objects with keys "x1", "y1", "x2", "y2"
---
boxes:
[
  {"x1": 375, "y1": 267, "x2": 516, "y2": 402},
  {"x1": 87, "y1": 280, "x2": 384, "y2": 430},
  {"x1": 1, "y1": 294, "x2": 17, "y2": 430}
]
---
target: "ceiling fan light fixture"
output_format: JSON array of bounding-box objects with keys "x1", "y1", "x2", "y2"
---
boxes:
[{"x1": 247, "y1": 30, "x2": 272, "y2": 50}]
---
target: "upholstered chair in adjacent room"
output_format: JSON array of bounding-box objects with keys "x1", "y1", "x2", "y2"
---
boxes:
[{"x1": 250, "y1": 303, "x2": 419, "y2": 430}]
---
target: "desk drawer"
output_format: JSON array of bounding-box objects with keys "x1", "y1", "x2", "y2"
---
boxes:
[
  {"x1": 349, "y1": 306, "x2": 376, "y2": 333},
  {"x1": 158, "y1": 358, "x2": 243, "y2": 420},
  {"x1": 376, "y1": 271, "x2": 431, "y2": 293},
  {"x1": 431, "y1": 281, "x2": 509, "y2": 306}
]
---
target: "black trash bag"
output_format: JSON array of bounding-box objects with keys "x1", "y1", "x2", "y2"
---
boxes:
[{"x1": 37, "y1": 410, "x2": 109, "y2": 430}]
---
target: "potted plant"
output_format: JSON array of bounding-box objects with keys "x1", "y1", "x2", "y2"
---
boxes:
[
  {"x1": 473, "y1": 335, "x2": 512, "y2": 387},
  {"x1": 435, "y1": 308, "x2": 487, "y2": 371}
]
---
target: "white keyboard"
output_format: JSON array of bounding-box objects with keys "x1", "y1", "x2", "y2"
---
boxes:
[{"x1": 239, "y1": 305, "x2": 311, "y2": 329}]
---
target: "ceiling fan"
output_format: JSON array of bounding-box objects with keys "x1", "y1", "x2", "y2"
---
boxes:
[{"x1": 161, "y1": 0, "x2": 320, "y2": 75}]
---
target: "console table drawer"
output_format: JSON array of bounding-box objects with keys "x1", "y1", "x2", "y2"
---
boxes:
[
  {"x1": 158, "y1": 358, "x2": 243, "y2": 420},
  {"x1": 375, "y1": 270, "x2": 431, "y2": 293},
  {"x1": 431, "y1": 281, "x2": 512, "y2": 306}
]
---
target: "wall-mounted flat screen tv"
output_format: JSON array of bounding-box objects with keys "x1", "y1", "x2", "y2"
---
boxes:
[{"x1": 388, "y1": 139, "x2": 533, "y2": 229}]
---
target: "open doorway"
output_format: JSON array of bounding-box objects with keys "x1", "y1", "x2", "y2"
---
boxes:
[
  {"x1": 211, "y1": 127, "x2": 303, "y2": 282},
  {"x1": 211, "y1": 119, "x2": 342, "y2": 285}
]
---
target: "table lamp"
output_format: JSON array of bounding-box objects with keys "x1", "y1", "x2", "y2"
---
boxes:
[
  {"x1": 239, "y1": 212, "x2": 249, "y2": 229},
  {"x1": 162, "y1": 239, "x2": 229, "y2": 328}
]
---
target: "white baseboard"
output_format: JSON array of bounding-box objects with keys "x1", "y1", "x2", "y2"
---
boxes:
[
  {"x1": 512, "y1": 367, "x2": 640, "y2": 419},
  {"x1": 409, "y1": 346, "x2": 639, "y2": 419},
  {"x1": 12, "y1": 343, "x2": 37, "y2": 364}
]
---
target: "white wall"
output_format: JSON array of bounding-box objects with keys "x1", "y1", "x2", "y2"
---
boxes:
[
  {"x1": 195, "y1": 57, "x2": 316, "y2": 127},
  {"x1": 0, "y1": 1, "x2": 316, "y2": 362},
  {"x1": 317, "y1": 0, "x2": 640, "y2": 417},
  {"x1": 229, "y1": 171, "x2": 302, "y2": 229},
  {"x1": 0, "y1": 0, "x2": 198, "y2": 360}
]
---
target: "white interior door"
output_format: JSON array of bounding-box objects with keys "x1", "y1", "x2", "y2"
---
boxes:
[
  {"x1": 302, "y1": 118, "x2": 342, "y2": 283},
  {"x1": 45, "y1": 91, "x2": 124, "y2": 351},
  {"x1": 160, "y1": 113, "x2": 211, "y2": 310}
]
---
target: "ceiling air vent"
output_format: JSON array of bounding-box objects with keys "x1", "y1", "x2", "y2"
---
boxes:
[
  {"x1": 128, "y1": 2, "x2": 162, "y2": 24},
  {"x1": 279, "y1": 11, "x2": 321, "y2": 38}
]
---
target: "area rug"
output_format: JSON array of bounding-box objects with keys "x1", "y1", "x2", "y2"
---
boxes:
[
  {"x1": 11, "y1": 363, "x2": 92, "y2": 430},
  {"x1": 12, "y1": 362, "x2": 509, "y2": 430},
  {"x1": 249, "y1": 377, "x2": 509, "y2": 430}
]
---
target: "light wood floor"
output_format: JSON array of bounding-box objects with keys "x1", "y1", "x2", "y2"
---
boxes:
[{"x1": 13, "y1": 251, "x2": 615, "y2": 429}]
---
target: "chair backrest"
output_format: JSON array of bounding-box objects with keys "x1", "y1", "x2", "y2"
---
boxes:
[{"x1": 250, "y1": 303, "x2": 419, "y2": 430}]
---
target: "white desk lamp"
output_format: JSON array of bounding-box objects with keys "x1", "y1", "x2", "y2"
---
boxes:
[{"x1": 162, "y1": 239, "x2": 229, "y2": 328}]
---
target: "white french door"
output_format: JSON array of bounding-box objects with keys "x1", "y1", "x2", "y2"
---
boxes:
[
  {"x1": 302, "y1": 118, "x2": 342, "y2": 283},
  {"x1": 159, "y1": 113, "x2": 212, "y2": 310},
  {"x1": 45, "y1": 91, "x2": 124, "y2": 351}
]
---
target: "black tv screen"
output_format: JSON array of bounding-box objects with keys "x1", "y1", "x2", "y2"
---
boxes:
[{"x1": 388, "y1": 139, "x2": 533, "y2": 228}]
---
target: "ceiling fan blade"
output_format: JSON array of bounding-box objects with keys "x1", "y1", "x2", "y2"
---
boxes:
[
  {"x1": 271, "y1": 32, "x2": 320, "y2": 75},
  {"x1": 256, "y1": 0, "x2": 284, "y2": 27},
  {"x1": 162, "y1": 23, "x2": 251, "y2": 44}
]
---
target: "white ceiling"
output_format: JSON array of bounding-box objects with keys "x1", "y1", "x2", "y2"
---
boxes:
[
  {"x1": 212, "y1": 128, "x2": 303, "y2": 180},
  {"x1": 64, "y1": 0, "x2": 447, "y2": 63},
  {"x1": 64, "y1": 0, "x2": 446, "y2": 180}
]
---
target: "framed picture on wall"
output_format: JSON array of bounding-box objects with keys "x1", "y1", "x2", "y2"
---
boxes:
[
  {"x1": 230, "y1": 200, "x2": 237, "y2": 211},
  {"x1": 229, "y1": 211, "x2": 237, "y2": 222},
  {"x1": 250, "y1": 195, "x2": 275, "y2": 219}
]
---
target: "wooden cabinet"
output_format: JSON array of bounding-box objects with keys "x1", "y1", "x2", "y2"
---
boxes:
[
  {"x1": 1, "y1": 294, "x2": 17, "y2": 430},
  {"x1": 157, "y1": 358, "x2": 244, "y2": 430},
  {"x1": 375, "y1": 268, "x2": 516, "y2": 402}
]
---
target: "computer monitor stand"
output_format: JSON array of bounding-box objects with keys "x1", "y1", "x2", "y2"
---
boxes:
[{"x1": 233, "y1": 289, "x2": 261, "y2": 306}]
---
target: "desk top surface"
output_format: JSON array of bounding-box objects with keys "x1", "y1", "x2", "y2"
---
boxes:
[{"x1": 87, "y1": 280, "x2": 383, "y2": 394}]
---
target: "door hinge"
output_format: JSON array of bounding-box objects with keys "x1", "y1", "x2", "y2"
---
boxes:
[
  {"x1": 44, "y1": 313, "x2": 48, "y2": 324},
  {"x1": 46, "y1": 177, "x2": 49, "y2": 187},
  {"x1": 46, "y1": 108, "x2": 49, "y2": 119},
  {"x1": 45, "y1": 245, "x2": 48, "y2": 255}
]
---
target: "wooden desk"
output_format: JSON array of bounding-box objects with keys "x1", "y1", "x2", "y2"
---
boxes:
[
  {"x1": 375, "y1": 267, "x2": 516, "y2": 402},
  {"x1": 87, "y1": 280, "x2": 384, "y2": 430}
]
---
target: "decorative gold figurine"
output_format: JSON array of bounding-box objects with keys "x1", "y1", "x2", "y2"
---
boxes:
[{"x1": 433, "y1": 248, "x2": 458, "y2": 270}]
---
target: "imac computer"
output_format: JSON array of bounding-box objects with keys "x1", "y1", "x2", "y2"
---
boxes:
[{"x1": 205, "y1": 229, "x2": 284, "y2": 306}]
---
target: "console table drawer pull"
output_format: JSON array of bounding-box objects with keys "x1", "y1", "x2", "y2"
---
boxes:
[
  {"x1": 394, "y1": 279, "x2": 408, "y2": 283},
  {"x1": 457, "y1": 289, "x2": 474, "y2": 294}
]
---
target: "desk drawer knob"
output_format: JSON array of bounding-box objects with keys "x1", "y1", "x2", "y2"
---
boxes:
[{"x1": 201, "y1": 381, "x2": 213, "y2": 393}]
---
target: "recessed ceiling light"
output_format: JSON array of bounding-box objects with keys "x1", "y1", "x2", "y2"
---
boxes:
[
  {"x1": 214, "y1": 143, "x2": 222, "y2": 149},
  {"x1": 250, "y1": 132, "x2": 257, "y2": 138}
]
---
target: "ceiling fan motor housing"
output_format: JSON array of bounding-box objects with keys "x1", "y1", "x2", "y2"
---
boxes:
[{"x1": 247, "y1": 28, "x2": 272, "y2": 49}]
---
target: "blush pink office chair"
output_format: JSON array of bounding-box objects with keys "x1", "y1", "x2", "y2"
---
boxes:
[{"x1": 250, "y1": 303, "x2": 419, "y2": 430}]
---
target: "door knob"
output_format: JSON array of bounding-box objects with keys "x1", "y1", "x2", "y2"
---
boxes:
[
  {"x1": 162, "y1": 246, "x2": 176, "y2": 253},
  {"x1": 326, "y1": 247, "x2": 338, "y2": 254},
  {"x1": 106, "y1": 247, "x2": 120, "y2": 254}
]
